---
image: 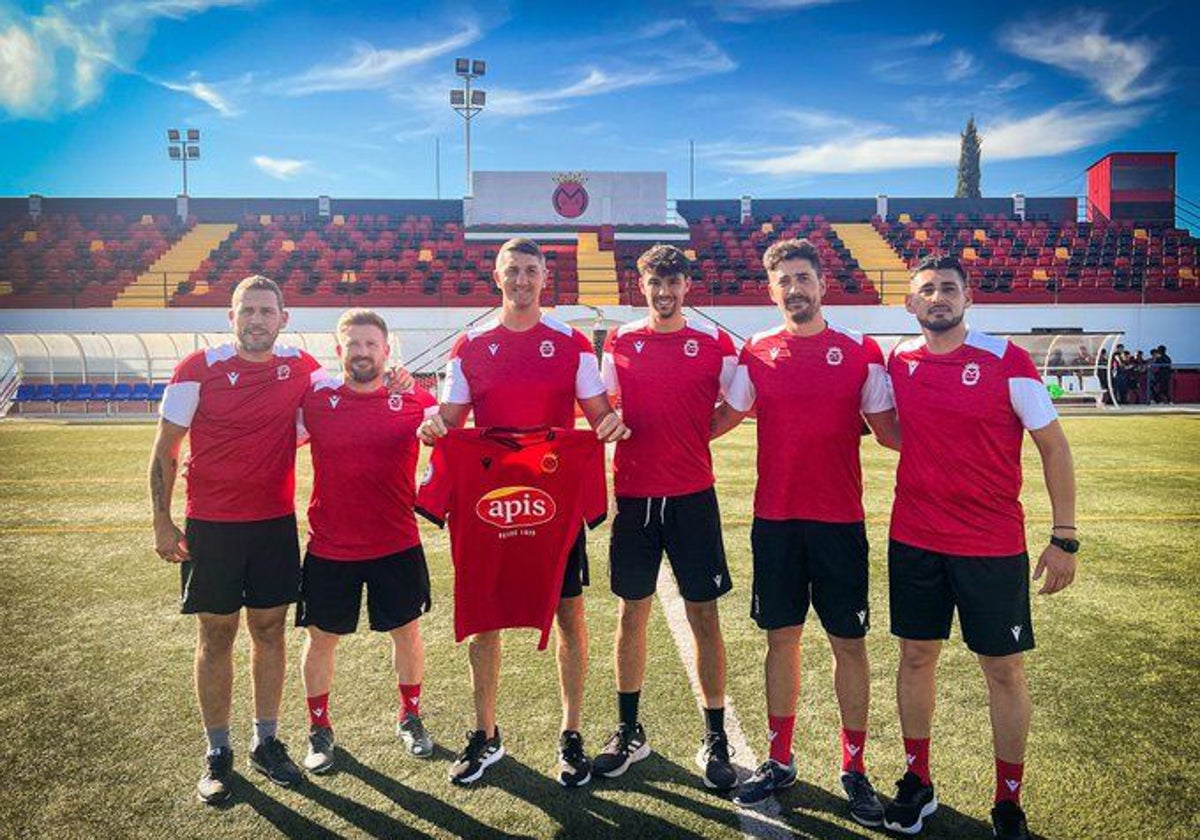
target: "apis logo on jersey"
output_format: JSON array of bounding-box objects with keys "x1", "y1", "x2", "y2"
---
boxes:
[
  {"x1": 388, "y1": 394, "x2": 404, "y2": 412},
  {"x1": 962, "y1": 362, "x2": 981, "y2": 386},
  {"x1": 277, "y1": 364, "x2": 291, "y2": 380},
  {"x1": 476, "y1": 486, "x2": 557, "y2": 528},
  {"x1": 683, "y1": 338, "x2": 699, "y2": 358},
  {"x1": 826, "y1": 347, "x2": 844, "y2": 366},
  {"x1": 539, "y1": 340, "x2": 556, "y2": 358}
]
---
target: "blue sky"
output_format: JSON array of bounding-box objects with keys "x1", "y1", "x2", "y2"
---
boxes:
[{"x1": 1, "y1": 0, "x2": 1198, "y2": 211}]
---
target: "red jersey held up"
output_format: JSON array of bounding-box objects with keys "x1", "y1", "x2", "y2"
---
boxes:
[
  {"x1": 415, "y1": 427, "x2": 608, "y2": 650},
  {"x1": 160, "y1": 343, "x2": 322, "y2": 522},
  {"x1": 441, "y1": 314, "x2": 606, "y2": 428},
  {"x1": 726, "y1": 323, "x2": 893, "y2": 523},
  {"x1": 299, "y1": 377, "x2": 438, "y2": 561},
  {"x1": 887, "y1": 330, "x2": 1058, "y2": 557},
  {"x1": 601, "y1": 318, "x2": 738, "y2": 498}
]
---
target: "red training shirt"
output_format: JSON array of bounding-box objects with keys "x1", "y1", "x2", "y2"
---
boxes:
[
  {"x1": 299, "y1": 377, "x2": 438, "y2": 561},
  {"x1": 887, "y1": 330, "x2": 1057, "y2": 556},
  {"x1": 415, "y1": 427, "x2": 608, "y2": 649},
  {"x1": 161, "y1": 343, "x2": 322, "y2": 522},
  {"x1": 601, "y1": 317, "x2": 737, "y2": 498},
  {"x1": 726, "y1": 322, "x2": 893, "y2": 523}
]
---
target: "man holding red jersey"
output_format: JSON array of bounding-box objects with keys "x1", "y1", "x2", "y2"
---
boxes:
[
  {"x1": 295, "y1": 309, "x2": 438, "y2": 774},
  {"x1": 593, "y1": 244, "x2": 739, "y2": 790},
  {"x1": 150, "y1": 276, "x2": 321, "y2": 802},
  {"x1": 417, "y1": 237, "x2": 630, "y2": 788},
  {"x1": 711, "y1": 239, "x2": 899, "y2": 824},
  {"x1": 881, "y1": 254, "x2": 1077, "y2": 840}
]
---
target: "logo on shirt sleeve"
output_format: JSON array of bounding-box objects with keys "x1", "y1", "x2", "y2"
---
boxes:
[
  {"x1": 826, "y1": 347, "x2": 844, "y2": 366},
  {"x1": 539, "y1": 340, "x2": 556, "y2": 358},
  {"x1": 277, "y1": 364, "x2": 292, "y2": 380},
  {"x1": 962, "y1": 362, "x2": 981, "y2": 386},
  {"x1": 476, "y1": 486, "x2": 557, "y2": 528},
  {"x1": 683, "y1": 338, "x2": 699, "y2": 358}
]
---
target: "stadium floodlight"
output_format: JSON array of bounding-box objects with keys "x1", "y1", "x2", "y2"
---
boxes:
[
  {"x1": 451, "y1": 57, "x2": 487, "y2": 197},
  {"x1": 166, "y1": 127, "x2": 201, "y2": 196}
]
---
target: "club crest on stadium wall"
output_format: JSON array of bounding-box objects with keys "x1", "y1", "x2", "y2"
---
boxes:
[{"x1": 552, "y1": 172, "x2": 589, "y2": 219}]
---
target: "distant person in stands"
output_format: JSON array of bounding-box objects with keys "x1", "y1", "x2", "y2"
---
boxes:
[
  {"x1": 1133, "y1": 351, "x2": 1148, "y2": 404},
  {"x1": 1046, "y1": 348, "x2": 1065, "y2": 373},
  {"x1": 1150, "y1": 345, "x2": 1173, "y2": 404},
  {"x1": 1097, "y1": 350, "x2": 1110, "y2": 403},
  {"x1": 1069, "y1": 345, "x2": 1092, "y2": 369}
]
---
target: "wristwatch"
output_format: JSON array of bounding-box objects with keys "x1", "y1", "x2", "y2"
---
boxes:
[{"x1": 1049, "y1": 534, "x2": 1080, "y2": 554}]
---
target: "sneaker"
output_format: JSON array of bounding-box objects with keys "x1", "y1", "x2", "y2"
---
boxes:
[
  {"x1": 248, "y1": 737, "x2": 304, "y2": 788},
  {"x1": 448, "y1": 728, "x2": 505, "y2": 786},
  {"x1": 991, "y1": 800, "x2": 1031, "y2": 840},
  {"x1": 558, "y1": 730, "x2": 591, "y2": 787},
  {"x1": 304, "y1": 726, "x2": 336, "y2": 774},
  {"x1": 592, "y1": 723, "x2": 650, "y2": 778},
  {"x1": 840, "y1": 770, "x2": 884, "y2": 827},
  {"x1": 197, "y1": 747, "x2": 233, "y2": 804},
  {"x1": 882, "y1": 772, "x2": 938, "y2": 835},
  {"x1": 695, "y1": 731, "x2": 737, "y2": 791},
  {"x1": 397, "y1": 713, "x2": 434, "y2": 758},
  {"x1": 732, "y1": 758, "x2": 797, "y2": 808}
]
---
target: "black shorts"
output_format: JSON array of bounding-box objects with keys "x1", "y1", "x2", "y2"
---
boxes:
[
  {"x1": 180, "y1": 515, "x2": 301, "y2": 615},
  {"x1": 560, "y1": 530, "x2": 589, "y2": 599},
  {"x1": 750, "y1": 518, "x2": 870, "y2": 637},
  {"x1": 297, "y1": 545, "x2": 432, "y2": 634},
  {"x1": 609, "y1": 488, "x2": 732, "y2": 603},
  {"x1": 888, "y1": 539, "x2": 1034, "y2": 657}
]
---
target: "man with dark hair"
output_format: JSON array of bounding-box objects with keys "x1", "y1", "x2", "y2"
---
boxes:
[
  {"x1": 882, "y1": 254, "x2": 1078, "y2": 839},
  {"x1": 594, "y1": 244, "x2": 739, "y2": 790},
  {"x1": 296, "y1": 309, "x2": 438, "y2": 774},
  {"x1": 418, "y1": 237, "x2": 630, "y2": 788},
  {"x1": 150, "y1": 275, "x2": 320, "y2": 802},
  {"x1": 711, "y1": 239, "x2": 899, "y2": 823}
]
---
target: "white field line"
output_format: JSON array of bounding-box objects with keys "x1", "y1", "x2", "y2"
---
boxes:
[{"x1": 655, "y1": 565, "x2": 795, "y2": 840}]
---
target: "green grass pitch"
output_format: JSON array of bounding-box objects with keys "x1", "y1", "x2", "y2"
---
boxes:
[{"x1": 0, "y1": 416, "x2": 1197, "y2": 839}]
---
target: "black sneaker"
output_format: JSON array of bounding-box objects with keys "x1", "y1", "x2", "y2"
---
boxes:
[
  {"x1": 304, "y1": 725, "x2": 336, "y2": 774},
  {"x1": 991, "y1": 800, "x2": 1031, "y2": 840},
  {"x1": 558, "y1": 730, "x2": 591, "y2": 788},
  {"x1": 732, "y1": 758, "x2": 797, "y2": 808},
  {"x1": 449, "y1": 728, "x2": 505, "y2": 786},
  {"x1": 841, "y1": 770, "x2": 884, "y2": 827},
  {"x1": 695, "y1": 731, "x2": 737, "y2": 791},
  {"x1": 883, "y1": 771, "x2": 938, "y2": 835},
  {"x1": 592, "y1": 723, "x2": 650, "y2": 778},
  {"x1": 197, "y1": 747, "x2": 233, "y2": 804},
  {"x1": 248, "y1": 737, "x2": 304, "y2": 788},
  {"x1": 397, "y1": 713, "x2": 434, "y2": 758}
]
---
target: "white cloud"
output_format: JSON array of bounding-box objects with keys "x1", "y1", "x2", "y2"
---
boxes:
[
  {"x1": 990, "y1": 72, "x2": 1032, "y2": 92},
  {"x1": 278, "y1": 24, "x2": 480, "y2": 96},
  {"x1": 159, "y1": 73, "x2": 241, "y2": 116},
  {"x1": 722, "y1": 104, "x2": 1148, "y2": 175},
  {"x1": 253, "y1": 156, "x2": 310, "y2": 180},
  {"x1": 1000, "y1": 11, "x2": 1166, "y2": 104},
  {"x1": 0, "y1": 0, "x2": 255, "y2": 118},
  {"x1": 904, "y1": 31, "x2": 945, "y2": 48},
  {"x1": 947, "y1": 49, "x2": 977, "y2": 81},
  {"x1": 709, "y1": 0, "x2": 846, "y2": 22}
]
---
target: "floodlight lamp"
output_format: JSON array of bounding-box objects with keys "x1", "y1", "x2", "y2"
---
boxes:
[
  {"x1": 471, "y1": 90, "x2": 486, "y2": 107},
  {"x1": 167, "y1": 129, "x2": 181, "y2": 142},
  {"x1": 450, "y1": 89, "x2": 466, "y2": 106},
  {"x1": 455, "y1": 58, "x2": 469, "y2": 74},
  {"x1": 187, "y1": 146, "x2": 200, "y2": 159},
  {"x1": 168, "y1": 147, "x2": 182, "y2": 159},
  {"x1": 472, "y1": 60, "x2": 486, "y2": 77},
  {"x1": 187, "y1": 129, "x2": 200, "y2": 141}
]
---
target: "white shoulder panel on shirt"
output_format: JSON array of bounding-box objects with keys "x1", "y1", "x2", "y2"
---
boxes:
[
  {"x1": 312, "y1": 375, "x2": 344, "y2": 392},
  {"x1": 540, "y1": 313, "x2": 574, "y2": 337},
  {"x1": 616, "y1": 317, "x2": 650, "y2": 337},
  {"x1": 893, "y1": 335, "x2": 927, "y2": 356},
  {"x1": 749, "y1": 324, "x2": 787, "y2": 345},
  {"x1": 275, "y1": 344, "x2": 302, "y2": 358},
  {"x1": 825, "y1": 321, "x2": 865, "y2": 345},
  {"x1": 686, "y1": 318, "x2": 719, "y2": 339},
  {"x1": 465, "y1": 317, "x2": 501, "y2": 341},
  {"x1": 204, "y1": 344, "x2": 236, "y2": 366},
  {"x1": 964, "y1": 329, "x2": 1008, "y2": 360}
]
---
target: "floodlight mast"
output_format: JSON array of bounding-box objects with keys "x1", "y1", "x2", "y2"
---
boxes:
[
  {"x1": 450, "y1": 58, "x2": 486, "y2": 197},
  {"x1": 166, "y1": 128, "x2": 201, "y2": 196}
]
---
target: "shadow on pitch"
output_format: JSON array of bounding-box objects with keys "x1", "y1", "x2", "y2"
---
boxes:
[{"x1": 230, "y1": 772, "x2": 346, "y2": 840}]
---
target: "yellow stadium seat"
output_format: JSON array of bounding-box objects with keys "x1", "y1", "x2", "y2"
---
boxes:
[
  {"x1": 341, "y1": 270, "x2": 357, "y2": 283},
  {"x1": 1181, "y1": 267, "x2": 1197, "y2": 280},
  {"x1": 0, "y1": 281, "x2": 12, "y2": 296},
  {"x1": 259, "y1": 214, "x2": 272, "y2": 225},
  {"x1": 1055, "y1": 247, "x2": 1070, "y2": 260},
  {"x1": 1032, "y1": 269, "x2": 1048, "y2": 281},
  {"x1": 962, "y1": 247, "x2": 977, "y2": 261},
  {"x1": 418, "y1": 249, "x2": 432, "y2": 262},
  {"x1": 973, "y1": 229, "x2": 987, "y2": 242},
  {"x1": 140, "y1": 214, "x2": 154, "y2": 225},
  {"x1": 333, "y1": 215, "x2": 345, "y2": 226},
  {"x1": 1134, "y1": 228, "x2": 1147, "y2": 239},
  {"x1": 281, "y1": 239, "x2": 295, "y2": 252},
  {"x1": 22, "y1": 231, "x2": 37, "y2": 243},
  {"x1": 898, "y1": 213, "x2": 911, "y2": 224},
  {"x1": 685, "y1": 249, "x2": 696, "y2": 260},
  {"x1": 760, "y1": 222, "x2": 773, "y2": 234},
  {"x1": 914, "y1": 229, "x2": 928, "y2": 242},
  {"x1": 89, "y1": 240, "x2": 105, "y2": 252}
]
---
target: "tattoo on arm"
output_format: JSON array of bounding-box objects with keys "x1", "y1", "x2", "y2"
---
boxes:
[{"x1": 150, "y1": 456, "x2": 175, "y2": 514}]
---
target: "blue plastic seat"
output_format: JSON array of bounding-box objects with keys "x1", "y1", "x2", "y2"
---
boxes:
[
  {"x1": 74, "y1": 383, "x2": 95, "y2": 401},
  {"x1": 111, "y1": 383, "x2": 133, "y2": 401},
  {"x1": 33, "y1": 384, "x2": 54, "y2": 401},
  {"x1": 15, "y1": 384, "x2": 35, "y2": 402},
  {"x1": 131, "y1": 382, "x2": 152, "y2": 401},
  {"x1": 150, "y1": 382, "x2": 166, "y2": 401},
  {"x1": 93, "y1": 382, "x2": 114, "y2": 401},
  {"x1": 52, "y1": 383, "x2": 75, "y2": 401}
]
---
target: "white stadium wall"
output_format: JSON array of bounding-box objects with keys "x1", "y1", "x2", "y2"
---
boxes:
[
  {"x1": 466, "y1": 171, "x2": 668, "y2": 226},
  {"x1": 2, "y1": 304, "x2": 1197, "y2": 366}
]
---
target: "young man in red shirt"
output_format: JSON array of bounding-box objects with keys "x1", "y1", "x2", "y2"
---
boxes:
[
  {"x1": 711, "y1": 239, "x2": 899, "y2": 824},
  {"x1": 882, "y1": 254, "x2": 1078, "y2": 840},
  {"x1": 594, "y1": 244, "x2": 739, "y2": 789},
  {"x1": 417, "y1": 238, "x2": 630, "y2": 788},
  {"x1": 150, "y1": 276, "x2": 321, "y2": 802},
  {"x1": 295, "y1": 309, "x2": 438, "y2": 774}
]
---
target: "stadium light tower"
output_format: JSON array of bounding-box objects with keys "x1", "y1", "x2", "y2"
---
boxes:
[
  {"x1": 450, "y1": 58, "x2": 486, "y2": 197},
  {"x1": 166, "y1": 129, "x2": 201, "y2": 196}
]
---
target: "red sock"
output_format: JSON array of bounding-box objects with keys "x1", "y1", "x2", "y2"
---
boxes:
[
  {"x1": 768, "y1": 715, "x2": 795, "y2": 765},
  {"x1": 307, "y1": 693, "x2": 331, "y2": 729},
  {"x1": 841, "y1": 728, "x2": 867, "y2": 774},
  {"x1": 903, "y1": 737, "x2": 931, "y2": 785},
  {"x1": 399, "y1": 683, "x2": 421, "y2": 719},
  {"x1": 995, "y1": 759, "x2": 1024, "y2": 804}
]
